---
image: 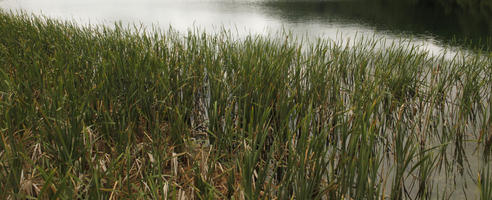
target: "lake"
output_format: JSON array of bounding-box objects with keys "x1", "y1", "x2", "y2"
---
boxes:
[{"x1": 1, "y1": 0, "x2": 490, "y2": 55}]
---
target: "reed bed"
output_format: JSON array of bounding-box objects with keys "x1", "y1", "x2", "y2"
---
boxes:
[{"x1": 0, "y1": 11, "x2": 491, "y2": 199}]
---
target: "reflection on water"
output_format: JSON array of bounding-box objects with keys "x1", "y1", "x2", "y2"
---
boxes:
[
  {"x1": 261, "y1": 1, "x2": 491, "y2": 50},
  {"x1": 1, "y1": 0, "x2": 490, "y2": 53}
]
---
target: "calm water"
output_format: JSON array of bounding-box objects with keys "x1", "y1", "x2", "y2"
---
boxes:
[
  {"x1": 1, "y1": 0, "x2": 490, "y2": 54},
  {"x1": 1, "y1": 0, "x2": 490, "y2": 199}
]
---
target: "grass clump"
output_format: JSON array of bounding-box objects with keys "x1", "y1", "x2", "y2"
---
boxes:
[{"x1": 0, "y1": 10, "x2": 491, "y2": 199}]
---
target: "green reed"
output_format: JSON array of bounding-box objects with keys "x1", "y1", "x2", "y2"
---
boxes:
[{"x1": 0, "y1": 10, "x2": 491, "y2": 199}]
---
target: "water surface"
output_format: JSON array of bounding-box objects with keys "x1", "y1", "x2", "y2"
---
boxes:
[{"x1": 2, "y1": 0, "x2": 490, "y2": 54}]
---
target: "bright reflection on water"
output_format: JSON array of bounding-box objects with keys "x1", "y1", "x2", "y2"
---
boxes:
[{"x1": 0, "y1": 0, "x2": 477, "y2": 56}]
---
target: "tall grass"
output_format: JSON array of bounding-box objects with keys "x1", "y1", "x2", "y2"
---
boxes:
[{"x1": 0, "y1": 11, "x2": 491, "y2": 199}]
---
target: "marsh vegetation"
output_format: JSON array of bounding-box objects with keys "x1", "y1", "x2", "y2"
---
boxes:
[{"x1": 0, "y1": 11, "x2": 491, "y2": 199}]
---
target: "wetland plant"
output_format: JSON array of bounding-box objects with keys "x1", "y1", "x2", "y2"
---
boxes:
[{"x1": 0, "y1": 10, "x2": 491, "y2": 199}]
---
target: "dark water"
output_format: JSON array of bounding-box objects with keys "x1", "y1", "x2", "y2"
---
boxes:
[{"x1": 262, "y1": 1, "x2": 491, "y2": 50}]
